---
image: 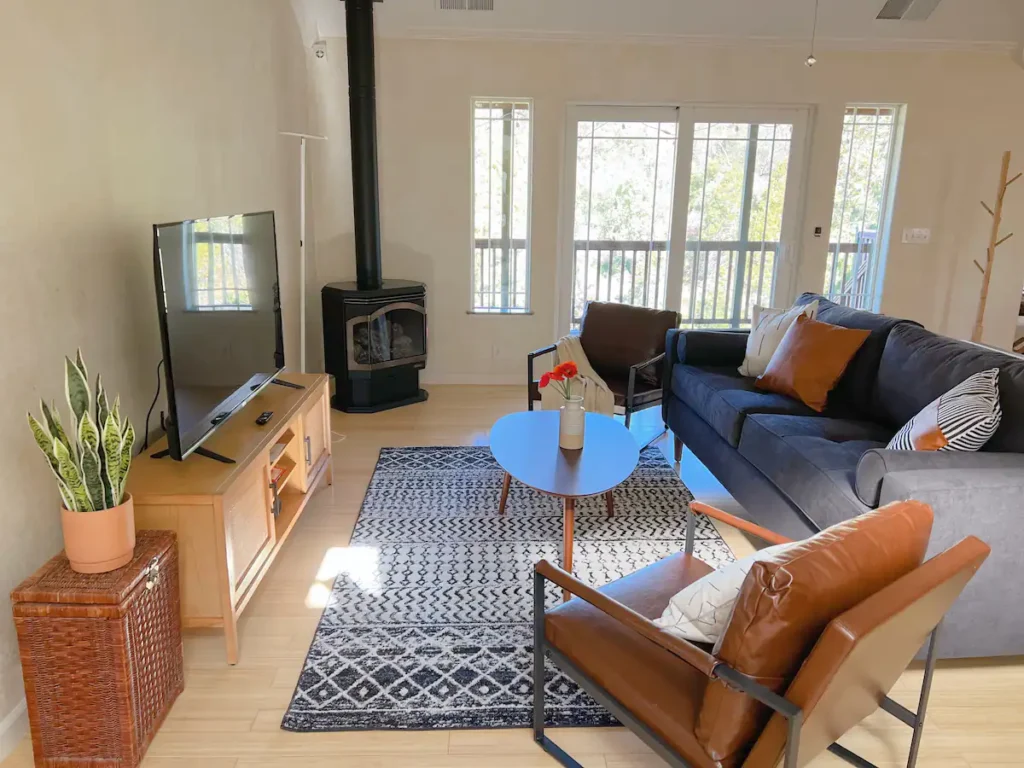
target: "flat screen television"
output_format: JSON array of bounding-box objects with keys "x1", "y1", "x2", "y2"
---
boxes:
[{"x1": 152, "y1": 211, "x2": 284, "y2": 461}]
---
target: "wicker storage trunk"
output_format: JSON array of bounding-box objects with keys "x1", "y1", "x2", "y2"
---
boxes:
[{"x1": 11, "y1": 530, "x2": 184, "y2": 768}]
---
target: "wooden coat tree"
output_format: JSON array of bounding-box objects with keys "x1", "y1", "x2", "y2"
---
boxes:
[{"x1": 973, "y1": 150, "x2": 1020, "y2": 342}]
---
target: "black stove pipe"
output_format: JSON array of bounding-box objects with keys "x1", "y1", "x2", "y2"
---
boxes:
[{"x1": 344, "y1": 0, "x2": 383, "y2": 291}]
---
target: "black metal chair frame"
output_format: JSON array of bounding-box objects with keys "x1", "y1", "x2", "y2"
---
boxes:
[
  {"x1": 527, "y1": 344, "x2": 665, "y2": 429},
  {"x1": 532, "y1": 505, "x2": 941, "y2": 768}
]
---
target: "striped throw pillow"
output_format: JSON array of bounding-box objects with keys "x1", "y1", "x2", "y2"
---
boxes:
[{"x1": 887, "y1": 368, "x2": 1002, "y2": 451}]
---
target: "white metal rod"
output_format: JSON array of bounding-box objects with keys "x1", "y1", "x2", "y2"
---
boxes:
[
  {"x1": 280, "y1": 131, "x2": 325, "y2": 373},
  {"x1": 300, "y1": 137, "x2": 307, "y2": 373}
]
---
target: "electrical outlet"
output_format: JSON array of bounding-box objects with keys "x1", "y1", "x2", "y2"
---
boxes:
[{"x1": 902, "y1": 227, "x2": 931, "y2": 245}]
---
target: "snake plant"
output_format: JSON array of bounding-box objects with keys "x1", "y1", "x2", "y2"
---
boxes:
[{"x1": 27, "y1": 350, "x2": 135, "y2": 512}]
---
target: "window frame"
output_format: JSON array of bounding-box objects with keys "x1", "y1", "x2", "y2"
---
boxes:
[
  {"x1": 822, "y1": 103, "x2": 906, "y2": 312},
  {"x1": 468, "y1": 97, "x2": 535, "y2": 315}
]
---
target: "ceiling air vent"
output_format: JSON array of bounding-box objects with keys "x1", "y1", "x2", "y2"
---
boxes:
[
  {"x1": 438, "y1": 0, "x2": 494, "y2": 10},
  {"x1": 877, "y1": 0, "x2": 942, "y2": 21}
]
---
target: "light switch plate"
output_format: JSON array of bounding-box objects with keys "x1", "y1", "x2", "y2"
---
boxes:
[{"x1": 902, "y1": 227, "x2": 931, "y2": 244}]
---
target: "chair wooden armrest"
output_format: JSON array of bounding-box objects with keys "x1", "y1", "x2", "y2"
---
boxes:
[
  {"x1": 534, "y1": 559, "x2": 719, "y2": 677},
  {"x1": 690, "y1": 501, "x2": 794, "y2": 546}
]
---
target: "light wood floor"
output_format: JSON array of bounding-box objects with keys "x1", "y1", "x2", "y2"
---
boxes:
[{"x1": 4, "y1": 385, "x2": 1022, "y2": 767}]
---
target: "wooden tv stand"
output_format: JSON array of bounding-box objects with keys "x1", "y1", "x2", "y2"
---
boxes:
[{"x1": 127, "y1": 374, "x2": 332, "y2": 664}]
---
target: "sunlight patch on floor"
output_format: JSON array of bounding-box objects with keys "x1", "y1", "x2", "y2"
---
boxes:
[{"x1": 305, "y1": 545, "x2": 381, "y2": 608}]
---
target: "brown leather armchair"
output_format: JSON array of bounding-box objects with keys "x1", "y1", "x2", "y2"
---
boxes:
[
  {"x1": 533, "y1": 500, "x2": 990, "y2": 768},
  {"x1": 528, "y1": 301, "x2": 680, "y2": 428}
]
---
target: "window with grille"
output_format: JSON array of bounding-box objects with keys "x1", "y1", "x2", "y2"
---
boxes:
[
  {"x1": 823, "y1": 105, "x2": 904, "y2": 310},
  {"x1": 185, "y1": 215, "x2": 253, "y2": 311},
  {"x1": 472, "y1": 99, "x2": 532, "y2": 313}
]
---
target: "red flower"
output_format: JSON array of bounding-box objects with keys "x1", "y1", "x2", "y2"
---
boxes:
[
  {"x1": 549, "y1": 369, "x2": 565, "y2": 382},
  {"x1": 556, "y1": 361, "x2": 579, "y2": 379},
  {"x1": 539, "y1": 372, "x2": 551, "y2": 389}
]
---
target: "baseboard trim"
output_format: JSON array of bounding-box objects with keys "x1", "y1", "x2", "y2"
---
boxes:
[
  {"x1": 421, "y1": 373, "x2": 523, "y2": 386},
  {"x1": 0, "y1": 698, "x2": 28, "y2": 761}
]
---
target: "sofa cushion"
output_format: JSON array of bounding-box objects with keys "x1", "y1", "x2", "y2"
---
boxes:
[
  {"x1": 671, "y1": 365, "x2": 817, "y2": 447},
  {"x1": 738, "y1": 414, "x2": 891, "y2": 529},
  {"x1": 794, "y1": 293, "x2": 914, "y2": 417},
  {"x1": 874, "y1": 323, "x2": 1024, "y2": 453},
  {"x1": 738, "y1": 301, "x2": 817, "y2": 377},
  {"x1": 579, "y1": 301, "x2": 679, "y2": 386},
  {"x1": 755, "y1": 315, "x2": 870, "y2": 412},
  {"x1": 694, "y1": 500, "x2": 934, "y2": 765}
]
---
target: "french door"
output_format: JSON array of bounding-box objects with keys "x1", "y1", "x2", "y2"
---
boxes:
[{"x1": 558, "y1": 105, "x2": 808, "y2": 334}]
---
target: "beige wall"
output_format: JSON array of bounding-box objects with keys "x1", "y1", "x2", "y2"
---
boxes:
[
  {"x1": 0, "y1": 0, "x2": 309, "y2": 753},
  {"x1": 307, "y1": 38, "x2": 1024, "y2": 383}
]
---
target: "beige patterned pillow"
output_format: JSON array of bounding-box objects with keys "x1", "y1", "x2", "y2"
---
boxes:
[
  {"x1": 654, "y1": 542, "x2": 794, "y2": 645},
  {"x1": 738, "y1": 301, "x2": 818, "y2": 378}
]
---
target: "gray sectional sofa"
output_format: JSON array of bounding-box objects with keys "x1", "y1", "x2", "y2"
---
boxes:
[{"x1": 663, "y1": 293, "x2": 1024, "y2": 658}]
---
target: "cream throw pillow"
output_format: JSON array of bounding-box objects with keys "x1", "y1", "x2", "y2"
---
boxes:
[
  {"x1": 738, "y1": 301, "x2": 819, "y2": 378},
  {"x1": 653, "y1": 542, "x2": 793, "y2": 645}
]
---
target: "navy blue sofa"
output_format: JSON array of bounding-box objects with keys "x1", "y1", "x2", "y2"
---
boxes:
[{"x1": 662, "y1": 293, "x2": 1024, "y2": 658}]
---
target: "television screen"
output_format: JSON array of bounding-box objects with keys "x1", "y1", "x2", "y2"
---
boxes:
[{"x1": 153, "y1": 211, "x2": 284, "y2": 460}]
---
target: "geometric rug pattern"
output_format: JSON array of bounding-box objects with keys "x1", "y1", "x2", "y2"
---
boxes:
[{"x1": 282, "y1": 445, "x2": 734, "y2": 731}]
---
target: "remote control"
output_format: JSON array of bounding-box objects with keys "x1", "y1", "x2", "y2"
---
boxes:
[{"x1": 255, "y1": 411, "x2": 274, "y2": 426}]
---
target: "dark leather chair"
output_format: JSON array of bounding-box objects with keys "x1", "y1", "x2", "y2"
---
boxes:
[
  {"x1": 528, "y1": 301, "x2": 680, "y2": 427},
  {"x1": 532, "y1": 500, "x2": 989, "y2": 768}
]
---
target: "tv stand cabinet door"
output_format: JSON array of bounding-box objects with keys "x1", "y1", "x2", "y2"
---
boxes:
[
  {"x1": 297, "y1": 387, "x2": 330, "y2": 493},
  {"x1": 221, "y1": 459, "x2": 274, "y2": 601}
]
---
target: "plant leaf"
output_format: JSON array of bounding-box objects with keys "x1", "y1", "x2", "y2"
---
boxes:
[
  {"x1": 40, "y1": 399, "x2": 74, "y2": 458},
  {"x1": 28, "y1": 413, "x2": 58, "y2": 472},
  {"x1": 112, "y1": 395, "x2": 121, "y2": 430},
  {"x1": 65, "y1": 356, "x2": 91, "y2": 428},
  {"x1": 96, "y1": 374, "x2": 109, "y2": 429},
  {"x1": 117, "y1": 421, "x2": 135, "y2": 501},
  {"x1": 54, "y1": 439, "x2": 92, "y2": 512},
  {"x1": 102, "y1": 412, "x2": 123, "y2": 495},
  {"x1": 55, "y1": 476, "x2": 77, "y2": 512},
  {"x1": 29, "y1": 413, "x2": 83, "y2": 509},
  {"x1": 80, "y1": 444, "x2": 106, "y2": 511},
  {"x1": 78, "y1": 411, "x2": 100, "y2": 454},
  {"x1": 75, "y1": 348, "x2": 88, "y2": 386}
]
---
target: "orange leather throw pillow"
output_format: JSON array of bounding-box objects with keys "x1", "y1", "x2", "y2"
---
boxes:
[
  {"x1": 694, "y1": 500, "x2": 935, "y2": 764},
  {"x1": 755, "y1": 314, "x2": 870, "y2": 412}
]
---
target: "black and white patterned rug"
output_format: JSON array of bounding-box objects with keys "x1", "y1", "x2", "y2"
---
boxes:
[{"x1": 282, "y1": 445, "x2": 734, "y2": 732}]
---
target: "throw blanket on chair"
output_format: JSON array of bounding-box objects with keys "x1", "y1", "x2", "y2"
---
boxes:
[{"x1": 540, "y1": 335, "x2": 616, "y2": 416}]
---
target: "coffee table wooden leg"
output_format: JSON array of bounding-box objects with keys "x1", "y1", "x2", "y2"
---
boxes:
[
  {"x1": 562, "y1": 496, "x2": 575, "y2": 602},
  {"x1": 605, "y1": 490, "x2": 614, "y2": 518},
  {"x1": 498, "y1": 472, "x2": 511, "y2": 516}
]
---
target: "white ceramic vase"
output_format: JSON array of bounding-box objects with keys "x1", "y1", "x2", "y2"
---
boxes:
[{"x1": 559, "y1": 396, "x2": 585, "y2": 450}]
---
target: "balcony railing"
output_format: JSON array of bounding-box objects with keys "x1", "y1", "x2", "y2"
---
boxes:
[
  {"x1": 475, "y1": 238, "x2": 874, "y2": 327},
  {"x1": 824, "y1": 234, "x2": 877, "y2": 310},
  {"x1": 571, "y1": 239, "x2": 778, "y2": 328}
]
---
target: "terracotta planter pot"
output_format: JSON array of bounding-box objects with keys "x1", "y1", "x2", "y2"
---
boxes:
[{"x1": 60, "y1": 494, "x2": 136, "y2": 574}]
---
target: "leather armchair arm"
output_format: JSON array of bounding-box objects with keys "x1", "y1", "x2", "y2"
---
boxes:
[
  {"x1": 534, "y1": 559, "x2": 719, "y2": 677},
  {"x1": 627, "y1": 352, "x2": 665, "y2": 402}
]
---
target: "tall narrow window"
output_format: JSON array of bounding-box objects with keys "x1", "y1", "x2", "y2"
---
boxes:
[
  {"x1": 472, "y1": 99, "x2": 532, "y2": 313},
  {"x1": 823, "y1": 105, "x2": 903, "y2": 310}
]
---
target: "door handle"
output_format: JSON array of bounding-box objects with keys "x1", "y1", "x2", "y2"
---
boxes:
[{"x1": 305, "y1": 435, "x2": 312, "y2": 466}]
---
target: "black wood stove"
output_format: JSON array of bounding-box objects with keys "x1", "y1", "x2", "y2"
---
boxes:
[{"x1": 322, "y1": 0, "x2": 427, "y2": 412}]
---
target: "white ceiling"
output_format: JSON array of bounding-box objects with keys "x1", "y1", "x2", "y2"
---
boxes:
[{"x1": 291, "y1": 0, "x2": 1024, "y2": 50}]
